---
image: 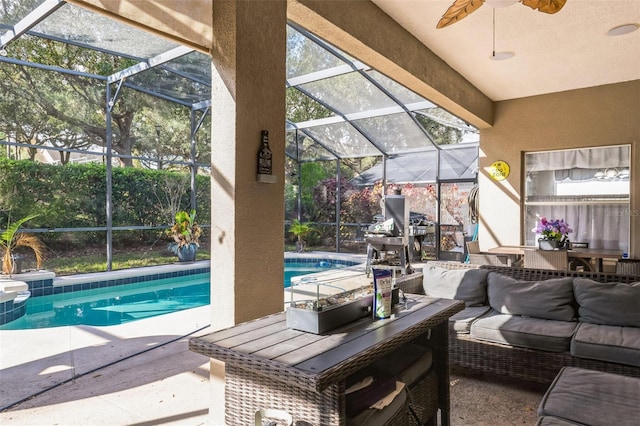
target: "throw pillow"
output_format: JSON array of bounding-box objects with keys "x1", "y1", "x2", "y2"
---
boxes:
[
  {"x1": 422, "y1": 263, "x2": 489, "y2": 306},
  {"x1": 487, "y1": 273, "x2": 575, "y2": 321},
  {"x1": 573, "y1": 278, "x2": 640, "y2": 327}
]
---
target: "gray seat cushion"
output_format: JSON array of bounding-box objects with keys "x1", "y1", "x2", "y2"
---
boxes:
[
  {"x1": 537, "y1": 366, "x2": 640, "y2": 426},
  {"x1": 470, "y1": 311, "x2": 577, "y2": 352},
  {"x1": 449, "y1": 306, "x2": 491, "y2": 334},
  {"x1": 570, "y1": 322, "x2": 640, "y2": 367},
  {"x1": 573, "y1": 278, "x2": 640, "y2": 327},
  {"x1": 487, "y1": 273, "x2": 575, "y2": 321},
  {"x1": 422, "y1": 263, "x2": 489, "y2": 306}
]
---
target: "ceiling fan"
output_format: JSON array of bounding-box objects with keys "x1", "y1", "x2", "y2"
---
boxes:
[{"x1": 437, "y1": 0, "x2": 567, "y2": 29}]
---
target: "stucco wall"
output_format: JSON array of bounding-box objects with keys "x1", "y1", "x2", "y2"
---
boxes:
[{"x1": 478, "y1": 80, "x2": 640, "y2": 257}]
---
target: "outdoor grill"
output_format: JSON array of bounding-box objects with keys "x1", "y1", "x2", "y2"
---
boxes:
[{"x1": 364, "y1": 193, "x2": 432, "y2": 276}]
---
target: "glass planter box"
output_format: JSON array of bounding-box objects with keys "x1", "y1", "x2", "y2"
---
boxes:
[{"x1": 285, "y1": 280, "x2": 400, "y2": 334}]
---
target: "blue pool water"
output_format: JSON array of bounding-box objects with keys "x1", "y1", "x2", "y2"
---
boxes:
[
  {"x1": 1, "y1": 260, "x2": 352, "y2": 330},
  {"x1": 0, "y1": 273, "x2": 210, "y2": 330}
]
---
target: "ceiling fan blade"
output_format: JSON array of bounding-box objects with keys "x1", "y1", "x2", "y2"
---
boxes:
[
  {"x1": 437, "y1": 0, "x2": 485, "y2": 29},
  {"x1": 521, "y1": 0, "x2": 567, "y2": 14}
]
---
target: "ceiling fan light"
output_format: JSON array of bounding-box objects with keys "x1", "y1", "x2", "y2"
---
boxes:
[
  {"x1": 607, "y1": 24, "x2": 640, "y2": 36},
  {"x1": 490, "y1": 51, "x2": 515, "y2": 60}
]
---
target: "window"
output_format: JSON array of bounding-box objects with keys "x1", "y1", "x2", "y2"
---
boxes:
[{"x1": 524, "y1": 145, "x2": 631, "y2": 251}]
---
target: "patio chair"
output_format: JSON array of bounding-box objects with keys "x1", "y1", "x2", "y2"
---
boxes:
[
  {"x1": 523, "y1": 249, "x2": 569, "y2": 271},
  {"x1": 468, "y1": 253, "x2": 512, "y2": 266},
  {"x1": 466, "y1": 240, "x2": 480, "y2": 254},
  {"x1": 466, "y1": 241, "x2": 512, "y2": 266}
]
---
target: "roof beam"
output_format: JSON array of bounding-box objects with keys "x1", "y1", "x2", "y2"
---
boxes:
[{"x1": 0, "y1": 0, "x2": 66, "y2": 49}]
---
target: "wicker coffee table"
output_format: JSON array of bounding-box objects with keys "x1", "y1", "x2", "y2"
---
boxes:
[{"x1": 190, "y1": 294, "x2": 463, "y2": 426}]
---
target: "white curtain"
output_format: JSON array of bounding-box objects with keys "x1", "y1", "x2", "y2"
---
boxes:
[
  {"x1": 527, "y1": 145, "x2": 630, "y2": 171},
  {"x1": 526, "y1": 204, "x2": 629, "y2": 251}
]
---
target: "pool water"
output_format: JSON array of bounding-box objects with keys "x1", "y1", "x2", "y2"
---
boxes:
[
  {"x1": 0, "y1": 273, "x2": 210, "y2": 330},
  {"x1": 284, "y1": 264, "x2": 344, "y2": 287},
  {"x1": 1, "y1": 261, "x2": 349, "y2": 330}
]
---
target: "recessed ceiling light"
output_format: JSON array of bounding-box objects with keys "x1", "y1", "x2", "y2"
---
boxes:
[
  {"x1": 490, "y1": 52, "x2": 515, "y2": 61},
  {"x1": 607, "y1": 24, "x2": 639, "y2": 36}
]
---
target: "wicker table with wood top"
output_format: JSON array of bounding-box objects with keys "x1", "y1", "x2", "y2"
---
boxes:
[{"x1": 189, "y1": 295, "x2": 464, "y2": 426}]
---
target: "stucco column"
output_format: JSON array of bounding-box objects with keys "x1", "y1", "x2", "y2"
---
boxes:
[{"x1": 209, "y1": 1, "x2": 287, "y2": 423}]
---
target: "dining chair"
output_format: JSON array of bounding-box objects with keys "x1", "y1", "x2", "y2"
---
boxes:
[
  {"x1": 468, "y1": 253, "x2": 512, "y2": 266},
  {"x1": 466, "y1": 240, "x2": 480, "y2": 254},
  {"x1": 523, "y1": 249, "x2": 569, "y2": 271}
]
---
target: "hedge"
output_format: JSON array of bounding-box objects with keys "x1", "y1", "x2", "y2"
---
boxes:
[{"x1": 0, "y1": 158, "x2": 210, "y2": 246}]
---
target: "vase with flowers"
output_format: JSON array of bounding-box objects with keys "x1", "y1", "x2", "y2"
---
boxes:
[{"x1": 532, "y1": 217, "x2": 572, "y2": 250}]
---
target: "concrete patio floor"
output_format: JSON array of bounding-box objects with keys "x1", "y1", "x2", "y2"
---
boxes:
[
  {"x1": 1, "y1": 257, "x2": 547, "y2": 425},
  {"x1": 1, "y1": 309, "x2": 546, "y2": 425}
]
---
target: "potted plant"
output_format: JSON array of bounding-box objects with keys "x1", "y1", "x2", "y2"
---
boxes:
[
  {"x1": 289, "y1": 219, "x2": 316, "y2": 253},
  {"x1": 1, "y1": 214, "x2": 45, "y2": 276},
  {"x1": 168, "y1": 210, "x2": 202, "y2": 262},
  {"x1": 532, "y1": 217, "x2": 572, "y2": 250}
]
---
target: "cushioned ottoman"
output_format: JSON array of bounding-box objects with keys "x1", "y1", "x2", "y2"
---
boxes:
[{"x1": 537, "y1": 366, "x2": 640, "y2": 426}]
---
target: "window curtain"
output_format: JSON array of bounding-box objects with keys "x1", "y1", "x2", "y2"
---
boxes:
[
  {"x1": 526, "y1": 204, "x2": 629, "y2": 252},
  {"x1": 527, "y1": 145, "x2": 630, "y2": 171}
]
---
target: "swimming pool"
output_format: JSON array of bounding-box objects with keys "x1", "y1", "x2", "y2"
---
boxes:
[
  {"x1": 1, "y1": 258, "x2": 358, "y2": 329},
  {"x1": 0, "y1": 273, "x2": 210, "y2": 330}
]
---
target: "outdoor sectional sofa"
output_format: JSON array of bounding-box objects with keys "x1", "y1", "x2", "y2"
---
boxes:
[{"x1": 397, "y1": 261, "x2": 640, "y2": 384}]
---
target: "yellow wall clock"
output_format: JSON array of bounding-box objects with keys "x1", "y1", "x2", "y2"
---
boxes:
[{"x1": 489, "y1": 160, "x2": 510, "y2": 181}]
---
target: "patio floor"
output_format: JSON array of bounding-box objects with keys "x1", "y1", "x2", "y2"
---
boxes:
[
  {"x1": 0, "y1": 324, "x2": 545, "y2": 425},
  {"x1": 0, "y1": 309, "x2": 546, "y2": 425},
  {"x1": 0, "y1": 256, "x2": 547, "y2": 425}
]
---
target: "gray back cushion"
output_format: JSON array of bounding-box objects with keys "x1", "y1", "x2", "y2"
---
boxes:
[
  {"x1": 422, "y1": 263, "x2": 489, "y2": 306},
  {"x1": 487, "y1": 273, "x2": 575, "y2": 321},
  {"x1": 573, "y1": 278, "x2": 640, "y2": 327}
]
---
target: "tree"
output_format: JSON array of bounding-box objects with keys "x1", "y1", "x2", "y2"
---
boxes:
[{"x1": 0, "y1": 34, "x2": 201, "y2": 167}]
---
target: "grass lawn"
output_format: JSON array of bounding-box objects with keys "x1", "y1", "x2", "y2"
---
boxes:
[{"x1": 42, "y1": 246, "x2": 211, "y2": 276}]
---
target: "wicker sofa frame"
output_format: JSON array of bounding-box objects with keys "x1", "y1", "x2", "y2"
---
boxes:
[{"x1": 397, "y1": 262, "x2": 640, "y2": 384}]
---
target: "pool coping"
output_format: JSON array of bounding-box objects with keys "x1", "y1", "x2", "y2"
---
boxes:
[{"x1": 51, "y1": 260, "x2": 211, "y2": 287}]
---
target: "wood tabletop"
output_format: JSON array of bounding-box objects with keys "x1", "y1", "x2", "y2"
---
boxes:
[
  {"x1": 189, "y1": 295, "x2": 463, "y2": 392},
  {"x1": 488, "y1": 245, "x2": 622, "y2": 259}
]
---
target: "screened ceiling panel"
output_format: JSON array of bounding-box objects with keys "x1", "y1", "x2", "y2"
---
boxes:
[
  {"x1": 162, "y1": 51, "x2": 212, "y2": 85},
  {"x1": 298, "y1": 71, "x2": 399, "y2": 115},
  {"x1": 128, "y1": 64, "x2": 211, "y2": 104},
  {"x1": 286, "y1": 26, "x2": 345, "y2": 80},
  {"x1": 1, "y1": 1, "x2": 479, "y2": 168},
  {"x1": 0, "y1": 0, "x2": 47, "y2": 31},
  {"x1": 353, "y1": 113, "x2": 435, "y2": 155},
  {"x1": 302, "y1": 122, "x2": 382, "y2": 159},
  {"x1": 31, "y1": 2, "x2": 180, "y2": 59},
  {"x1": 439, "y1": 145, "x2": 479, "y2": 180},
  {"x1": 351, "y1": 145, "x2": 479, "y2": 186},
  {"x1": 366, "y1": 70, "x2": 431, "y2": 106},
  {"x1": 286, "y1": 131, "x2": 337, "y2": 162}
]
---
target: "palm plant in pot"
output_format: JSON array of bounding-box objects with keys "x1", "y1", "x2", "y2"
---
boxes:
[
  {"x1": 1, "y1": 214, "x2": 45, "y2": 276},
  {"x1": 289, "y1": 219, "x2": 316, "y2": 253},
  {"x1": 168, "y1": 210, "x2": 202, "y2": 262}
]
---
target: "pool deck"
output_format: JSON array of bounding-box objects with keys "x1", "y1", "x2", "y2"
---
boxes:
[{"x1": 0, "y1": 253, "x2": 545, "y2": 424}]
